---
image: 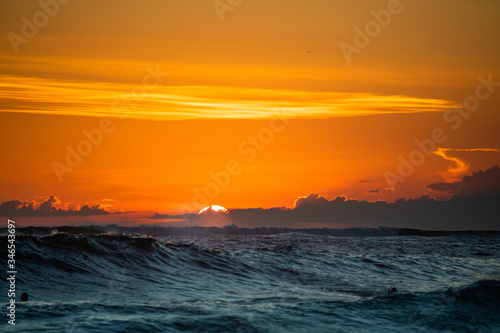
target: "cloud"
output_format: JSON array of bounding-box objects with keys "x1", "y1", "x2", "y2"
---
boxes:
[
  {"x1": 358, "y1": 180, "x2": 376, "y2": 183},
  {"x1": 368, "y1": 190, "x2": 381, "y2": 193},
  {"x1": 451, "y1": 165, "x2": 500, "y2": 199},
  {"x1": 0, "y1": 195, "x2": 109, "y2": 217},
  {"x1": 294, "y1": 193, "x2": 330, "y2": 209},
  {"x1": 434, "y1": 148, "x2": 500, "y2": 182},
  {"x1": 152, "y1": 166, "x2": 500, "y2": 230},
  {"x1": 426, "y1": 182, "x2": 461, "y2": 194},
  {"x1": 0, "y1": 75, "x2": 454, "y2": 120},
  {"x1": 151, "y1": 212, "x2": 183, "y2": 220}
]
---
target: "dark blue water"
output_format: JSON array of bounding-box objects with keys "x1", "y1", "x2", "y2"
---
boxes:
[{"x1": 1, "y1": 227, "x2": 500, "y2": 332}]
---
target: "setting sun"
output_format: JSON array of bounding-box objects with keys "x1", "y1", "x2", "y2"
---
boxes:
[{"x1": 198, "y1": 205, "x2": 228, "y2": 214}]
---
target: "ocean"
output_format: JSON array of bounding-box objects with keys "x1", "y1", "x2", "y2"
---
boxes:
[{"x1": 2, "y1": 226, "x2": 499, "y2": 332}]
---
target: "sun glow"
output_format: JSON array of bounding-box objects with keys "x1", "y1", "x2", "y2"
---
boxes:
[{"x1": 198, "y1": 205, "x2": 228, "y2": 214}]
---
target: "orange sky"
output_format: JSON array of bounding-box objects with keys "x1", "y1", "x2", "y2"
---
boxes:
[{"x1": 1, "y1": 0, "x2": 499, "y2": 216}]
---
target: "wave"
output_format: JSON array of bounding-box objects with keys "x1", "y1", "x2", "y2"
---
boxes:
[
  {"x1": 2, "y1": 225, "x2": 499, "y2": 238},
  {"x1": 6, "y1": 224, "x2": 500, "y2": 238},
  {"x1": 449, "y1": 280, "x2": 500, "y2": 308},
  {"x1": 407, "y1": 280, "x2": 500, "y2": 330},
  {"x1": 1, "y1": 224, "x2": 400, "y2": 237},
  {"x1": 4, "y1": 234, "x2": 499, "y2": 286},
  {"x1": 2, "y1": 232, "x2": 499, "y2": 332}
]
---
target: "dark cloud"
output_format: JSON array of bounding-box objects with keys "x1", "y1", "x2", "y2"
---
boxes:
[
  {"x1": 0, "y1": 195, "x2": 108, "y2": 217},
  {"x1": 426, "y1": 182, "x2": 461, "y2": 194},
  {"x1": 358, "y1": 180, "x2": 376, "y2": 183},
  {"x1": 151, "y1": 212, "x2": 180, "y2": 220},
  {"x1": 451, "y1": 166, "x2": 500, "y2": 199},
  {"x1": 152, "y1": 166, "x2": 500, "y2": 230},
  {"x1": 294, "y1": 193, "x2": 330, "y2": 209},
  {"x1": 368, "y1": 190, "x2": 381, "y2": 193}
]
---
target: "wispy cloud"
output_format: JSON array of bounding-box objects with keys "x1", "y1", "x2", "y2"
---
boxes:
[
  {"x1": 0, "y1": 75, "x2": 453, "y2": 120},
  {"x1": 434, "y1": 148, "x2": 500, "y2": 181}
]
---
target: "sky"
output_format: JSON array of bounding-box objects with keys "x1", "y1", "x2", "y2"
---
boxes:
[{"x1": 0, "y1": 0, "x2": 499, "y2": 228}]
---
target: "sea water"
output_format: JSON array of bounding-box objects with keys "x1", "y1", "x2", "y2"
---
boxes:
[{"x1": 1, "y1": 227, "x2": 499, "y2": 332}]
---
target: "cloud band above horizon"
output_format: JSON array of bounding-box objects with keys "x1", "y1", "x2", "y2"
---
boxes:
[{"x1": 0, "y1": 75, "x2": 454, "y2": 120}]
